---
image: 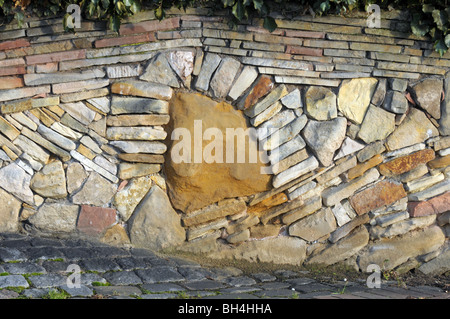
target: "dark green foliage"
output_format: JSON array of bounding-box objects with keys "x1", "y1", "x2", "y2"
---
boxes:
[{"x1": 0, "y1": 0, "x2": 449, "y2": 55}]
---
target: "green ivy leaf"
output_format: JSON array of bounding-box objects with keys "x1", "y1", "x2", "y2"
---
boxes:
[
  {"x1": 445, "y1": 34, "x2": 450, "y2": 49},
  {"x1": 434, "y1": 38, "x2": 448, "y2": 57},
  {"x1": 422, "y1": 4, "x2": 435, "y2": 14},
  {"x1": 232, "y1": 0, "x2": 246, "y2": 21},
  {"x1": 222, "y1": 0, "x2": 235, "y2": 8},
  {"x1": 252, "y1": 0, "x2": 263, "y2": 11},
  {"x1": 109, "y1": 14, "x2": 121, "y2": 32},
  {"x1": 155, "y1": 6, "x2": 165, "y2": 20},
  {"x1": 319, "y1": 1, "x2": 330, "y2": 13},
  {"x1": 432, "y1": 9, "x2": 448, "y2": 31},
  {"x1": 263, "y1": 16, "x2": 277, "y2": 32},
  {"x1": 411, "y1": 13, "x2": 430, "y2": 37}
]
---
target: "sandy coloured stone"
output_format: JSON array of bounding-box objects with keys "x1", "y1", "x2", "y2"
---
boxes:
[
  {"x1": 257, "y1": 110, "x2": 296, "y2": 140},
  {"x1": 114, "y1": 176, "x2": 153, "y2": 221},
  {"x1": 280, "y1": 196, "x2": 322, "y2": 225},
  {"x1": 0, "y1": 188, "x2": 21, "y2": 233},
  {"x1": 106, "y1": 127, "x2": 167, "y2": 141},
  {"x1": 244, "y1": 85, "x2": 288, "y2": 118},
  {"x1": 109, "y1": 141, "x2": 167, "y2": 154},
  {"x1": 408, "y1": 179, "x2": 450, "y2": 202},
  {"x1": 28, "y1": 203, "x2": 79, "y2": 234},
  {"x1": 247, "y1": 192, "x2": 288, "y2": 216},
  {"x1": 427, "y1": 155, "x2": 450, "y2": 169},
  {"x1": 110, "y1": 96, "x2": 169, "y2": 115},
  {"x1": 117, "y1": 153, "x2": 165, "y2": 164},
  {"x1": 357, "y1": 141, "x2": 386, "y2": 163},
  {"x1": 66, "y1": 162, "x2": 88, "y2": 194},
  {"x1": 182, "y1": 199, "x2": 246, "y2": 227},
  {"x1": 30, "y1": 161, "x2": 67, "y2": 199},
  {"x1": 111, "y1": 80, "x2": 173, "y2": 100},
  {"x1": 289, "y1": 207, "x2": 337, "y2": 242},
  {"x1": 13, "y1": 135, "x2": 50, "y2": 165},
  {"x1": 378, "y1": 149, "x2": 435, "y2": 177},
  {"x1": 118, "y1": 163, "x2": 161, "y2": 180},
  {"x1": 347, "y1": 154, "x2": 383, "y2": 180},
  {"x1": 405, "y1": 173, "x2": 445, "y2": 193},
  {"x1": 251, "y1": 101, "x2": 282, "y2": 127},
  {"x1": 280, "y1": 89, "x2": 302, "y2": 109},
  {"x1": 0, "y1": 163, "x2": 34, "y2": 205},
  {"x1": 273, "y1": 156, "x2": 319, "y2": 189},
  {"x1": 106, "y1": 114, "x2": 170, "y2": 127},
  {"x1": 357, "y1": 104, "x2": 396, "y2": 144},
  {"x1": 271, "y1": 148, "x2": 309, "y2": 175},
  {"x1": 305, "y1": 86, "x2": 337, "y2": 121},
  {"x1": 195, "y1": 53, "x2": 221, "y2": 92},
  {"x1": 72, "y1": 172, "x2": 117, "y2": 206},
  {"x1": 228, "y1": 66, "x2": 258, "y2": 100},
  {"x1": 337, "y1": 77, "x2": 378, "y2": 124},
  {"x1": 210, "y1": 57, "x2": 241, "y2": 99},
  {"x1": 140, "y1": 53, "x2": 179, "y2": 87},
  {"x1": 263, "y1": 115, "x2": 307, "y2": 151},
  {"x1": 349, "y1": 180, "x2": 407, "y2": 216},
  {"x1": 334, "y1": 137, "x2": 365, "y2": 161},
  {"x1": 411, "y1": 78, "x2": 443, "y2": 119}
]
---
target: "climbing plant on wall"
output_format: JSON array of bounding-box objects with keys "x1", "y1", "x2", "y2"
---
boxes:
[{"x1": 0, "y1": 0, "x2": 449, "y2": 55}]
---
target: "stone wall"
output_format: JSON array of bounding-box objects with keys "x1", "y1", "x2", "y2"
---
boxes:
[{"x1": 0, "y1": 7, "x2": 449, "y2": 275}]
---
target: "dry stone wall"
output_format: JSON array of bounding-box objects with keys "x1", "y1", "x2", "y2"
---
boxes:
[{"x1": 0, "y1": 7, "x2": 449, "y2": 275}]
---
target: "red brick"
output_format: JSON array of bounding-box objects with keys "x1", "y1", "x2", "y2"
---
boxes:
[
  {"x1": 119, "y1": 17, "x2": 180, "y2": 35},
  {"x1": 408, "y1": 192, "x2": 450, "y2": 217},
  {"x1": 77, "y1": 205, "x2": 117, "y2": 236},
  {"x1": 0, "y1": 65, "x2": 26, "y2": 76},
  {"x1": 378, "y1": 149, "x2": 435, "y2": 177},
  {"x1": 25, "y1": 49, "x2": 86, "y2": 65},
  {"x1": 95, "y1": 33, "x2": 156, "y2": 48},
  {"x1": 0, "y1": 39, "x2": 30, "y2": 51},
  {"x1": 349, "y1": 180, "x2": 407, "y2": 216},
  {"x1": 285, "y1": 30, "x2": 326, "y2": 39},
  {"x1": 286, "y1": 45, "x2": 323, "y2": 56},
  {"x1": 0, "y1": 76, "x2": 24, "y2": 89}
]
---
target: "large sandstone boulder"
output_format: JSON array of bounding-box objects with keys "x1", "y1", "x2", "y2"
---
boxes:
[{"x1": 165, "y1": 92, "x2": 271, "y2": 213}]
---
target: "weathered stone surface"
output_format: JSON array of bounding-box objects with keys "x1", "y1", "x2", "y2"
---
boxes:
[
  {"x1": 379, "y1": 149, "x2": 435, "y2": 177},
  {"x1": 383, "y1": 91, "x2": 408, "y2": 114},
  {"x1": 411, "y1": 78, "x2": 443, "y2": 119},
  {"x1": 210, "y1": 57, "x2": 241, "y2": 99},
  {"x1": 358, "y1": 104, "x2": 396, "y2": 144},
  {"x1": 440, "y1": 74, "x2": 450, "y2": 135},
  {"x1": 337, "y1": 78, "x2": 378, "y2": 124},
  {"x1": 118, "y1": 163, "x2": 161, "y2": 180},
  {"x1": 70, "y1": 150, "x2": 118, "y2": 184},
  {"x1": 77, "y1": 205, "x2": 117, "y2": 236},
  {"x1": 408, "y1": 179, "x2": 450, "y2": 201},
  {"x1": 289, "y1": 208, "x2": 336, "y2": 242},
  {"x1": 111, "y1": 80, "x2": 173, "y2": 100},
  {"x1": 331, "y1": 200, "x2": 357, "y2": 227},
  {"x1": 273, "y1": 156, "x2": 319, "y2": 188},
  {"x1": 227, "y1": 229, "x2": 250, "y2": 244},
  {"x1": 322, "y1": 168, "x2": 380, "y2": 207},
  {"x1": 165, "y1": 92, "x2": 270, "y2": 213},
  {"x1": 302, "y1": 117, "x2": 347, "y2": 167},
  {"x1": 250, "y1": 224, "x2": 281, "y2": 239},
  {"x1": 244, "y1": 85, "x2": 288, "y2": 118},
  {"x1": 405, "y1": 173, "x2": 445, "y2": 193},
  {"x1": 66, "y1": 162, "x2": 88, "y2": 194},
  {"x1": 280, "y1": 88, "x2": 302, "y2": 109},
  {"x1": 306, "y1": 226, "x2": 369, "y2": 266},
  {"x1": 280, "y1": 195, "x2": 322, "y2": 225},
  {"x1": 72, "y1": 172, "x2": 117, "y2": 206},
  {"x1": 358, "y1": 226, "x2": 445, "y2": 270},
  {"x1": 247, "y1": 192, "x2": 288, "y2": 216},
  {"x1": 375, "y1": 210, "x2": 409, "y2": 227},
  {"x1": 329, "y1": 213, "x2": 369, "y2": 243},
  {"x1": 347, "y1": 154, "x2": 383, "y2": 180},
  {"x1": 357, "y1": 141, "x2": 385, "y2": 163},
  {"x1": 418, "y1": 247, "x2": 450, "y2": 276},
  {"x1": 101, "y1": 224, "x2": 131, "y2": 246},
  {"x1": 37, "y1": 125, "x2": 76, "y2": 151},
  {"x1": 167, "y1": 50, "x2": 194, "y2": 83},
  {"x1": 30, "y1": 161, "x2": 67, "y2": 199},
  {"x1": 334, "y1": 137, "x2": 365, "y2": 161},
  {"x1": 228, "y1": 66, "x2": 258, "y2": 100},
  {"x1": 257, "y1": 110, "x2": 296, "y2": 140},
  {"x1": 386, "y1": 108, "x2": 439, "y2": 151},
  {"x1": 349, "y1": 180, "x2": 407, "y2": 216},
  {"x1": 140, "y1": 53, "x2": 179, "y2": 88},
  {"x1": 305, "y1": 86, "x2": 337, "y2": 121},
  {"x1": 195, "y1": 53, "x2": 221, "y2": 92},
  {"x1": 237, "y1": 75, "x2": 274, "y2": 110},
  {"x1": 251, "y1": 101, "x2": 282, "y2": 127},
  {"x1": 114, "y1": 176, "x2": 153, "y2": 221},
  {"x1": 28, "y1": 203, "x2": 79, "y2": 234},
  {"x1": 408, "y1": 191, "x2": 450, "y2": 217},
  {"x1": 210, "y1": 236, "x2": 307, "y2": 266},
  {"x1": 428, "y1": 155, "x2": 450, "y2": 169},
  {"x1": 0, "y1": 188, "x2": 21, "y2": 233},
  {"x1": 13, "y1": 135, "x2": 50, "y2": 165},
  {"x1": 316, "y1": 155, "x2": 356, "y2": 184},
  {"x1": 263, "y1": 115, "x2": 307, "y2": 151},
  {"x1": 371, "y1": 78, "x2": 386, "y2": 107},
  {"x1": 182, "y1": 199, "x2": 246, "y2": 227},
  {"x1": 370, "y1": 215, "x2": 436, "y2": 240},
  {"x1": 272, "y1": 148, "x2": 309, "y2": 175},
  {"x1": 0, "y1": 163, "x2": 34, "y2": 205},
  {"x1": 106, "y1": 127, "x2": 167, "y2": 141},
  {"x1": 128, "y1": 185, "x2": 185, "y2": 251},
  {"x1": 187, "y1": 218, "x2": 228, "y2": 241},
  {"x1": 110, "y1": 96, "x2": 169, "y2": 115},
  {"x1": 60, "y1": 102, "x2": 96, "y2": 126}
]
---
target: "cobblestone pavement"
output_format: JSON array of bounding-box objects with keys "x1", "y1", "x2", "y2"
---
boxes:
[{"x1": 0, "y1": 233, "x2": 448, "y2": 300}]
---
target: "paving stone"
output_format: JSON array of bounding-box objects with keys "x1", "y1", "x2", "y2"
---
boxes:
[
  {"x1": 2, "y1": 262, "x2": 46, "y2": 275},
  {"x1": 142, "y1": 283, "x2": 186, "y2": 293},
  {"x1": 102, "y1": 271, "x2": 143, "y2": 285},
  {"x1": 80, "y1": 258, "x2": 121, "y2": 272},
  {"x1": 225, "y1": 276, "x2": 257, "y2": 287},
  {"x1": 59, "y1": 284, "x2": 94, "y2": 297},
  {"x1": 0, "y1": 289, "x2": 20, "y2": 299},
  {"x1": 183, "y1": 280, "x2": 226, "y2": 291},
  {"x1": 93, "y1": 285, "x2": 142, "y2": 297},
  {"x1": 135, "y1": 267, "x2": 185, "y2": 284},
  {"x1": 28, "y1": 274, "x2": 66, "y2": 288},
  {"x1": 23, "y1": 247, "x2": 65, "y2": 261},
  {"x1": 141, "y1": 292, "x2": 178, "y2": 299},
  {"x1": 0, "y1": 275, "x2": 29, "y2": 289},
  {"x1": 0, "y1": 247, "x2": 27, "y2": 262},
  {"x1": 177, "y1": 266, "x2": 212, "y2": 281}
]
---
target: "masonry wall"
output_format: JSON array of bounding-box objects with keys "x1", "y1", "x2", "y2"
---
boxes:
[{"x1": 0, "y1": 7, "x2": 449, "y2": 275}]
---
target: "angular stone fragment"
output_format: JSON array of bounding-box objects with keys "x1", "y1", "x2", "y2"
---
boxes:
[
  {"x1": 289, "y1": 207, "x2": 336, "y2": 242},
  {"x1": 440, "y1": 74, "x2": 450, "y2": 135},
  {"x1": 383, "y1": 91, "x2": 408, "y2": 114},
  {"x1": 273, "y1": 156, "x2": 319, "y2": 188},
  {"x1": 0, "y1": 188, "x2": 21, "y2": 233},
  {"x1": 77, "y1": 205, "x2": 116, "y2": 236},
  {"x1": 13, "y1": 135, "x2": 50, "y2": 165},
  {"x1": 228, "y1": 66, "x2": 258, "y2": 100},
  {"x1": 322, "y1": 168, "x2": 380, "y2": 207},
  {"x1": 257, "y1": 110, "x2": 296, "y2": 140},
  {"x1": 357, "y1": 104, "x2": 395, "y2": 144},
  {"x1": 347, "y1": 154, "x2": 383, "y2": 180},
  {"x1": 408, "y1": 191, "x2": 450, "y2": 217},
  {"x1": 302, "y1": 117, "x2": 347, "y2": 167},
  {"x1": 140, "y1": 53, "x2": 179, "y2": 87},
  {"x1": 251, "y1": 101, "x2": 282, "y2": 127},
  {"x1": 428, "y1": 155, "x2": 450, "y2": 169},
  {"x1": 375, "y1": 210, "x2": 409, "y2": 227},
  {"x1": 405, "y1": 173, "x2": 444, "y2": 193},
  {"x1": 109, "y1": 141, "x2": 167, "y2": 154},
  {"x1": 37, "y1": 125, "x2": 76, "y2": 151},
  {"x1": 268, "y1": 135, "x2": 306, "y2": 164},
  {"x1": 182, "y1": 199, "x2": 246, "y2": 227},
  {"x1": 28, "y1": 203, "x2": 79, "y2": 234},
  {"x1": 111, "y1": 80, "x2": 173, "y2": 100},
  {"x1": 195, "y1": 53, "x2": 221, "y2": 92},
  {"x1": 244, "y1": 84, "x2": 288, "y2": 118},
  {"x1": 106, "y1": 127, "x2": 167, "y2": 141},
  {"x1": 60, "y1": 102, "x2": 96, "y2": 126},
  {"x1": 168, "y1": 50, "x2": 194, "y2": 83},
  {"x1": 272, "y1": 149, "x2": 309, "y2": 175},
  {"x1": 30, "y1": 161, "x2": 67, "y2": 199},
  {"x1": 210, "y1": 57, "x2": 241, "y2": 99},
  {"x1": 357, "y1": 141, "x2": 385, "y2": 163},
  {"x1": 358, "y1": 226, "x2": 445, "y2": 270},
  {"x1": 370, "y1": 215, "x2": 436, "y2": 240},
  {"x1": 110, "y1": 96, "x2": 169, "y2": 115},
  {"x1": 247, "y1": 192, "x2": 288, "y2": 216},
  {"x1": 337, "y1": 78, "x2": 378, "y2": 124},
  {"x1": 280, "y1": 88, "x2": 302, "y2": 109},
  {"x1": 72, "y1": 172, "x2": 117, "y2": 206},
  {"x1": 107, "y1": 114, "x2": 170, "y2": 127},
  {"x1": 334, "y1": 137, "x2": 365, "y2": 161},
  {"x1": 237, "y1": 75, "x2": 274, "y2": 110},
  {"x1": 0, "y1": 116, "x2": 20, "y2": 141},
  {"x1": 280, "y1": 195, "x2": 322, "y2": 225},
  {"x1": 106, "y1": 64, "x2": 141, "y2": 79},
  {"x1": 0, "y1": 163, "x2": 34, "y2": 205},
  {"x1": 349, "y1": 180, "x2": 407, "y2": 216},
  {"x1": 128, "y1": 185, "x2": 185, "y2": 251},
  {"x1": 66, "y1": 162, "x2": 88, "y2": 194},
  {"x1": 411, "y1": 78, "x2": 443, "y2": 119},
  {"x1": 386, "y1": 108, "x2": 439, "y2": 151},
  {"x1": 306, "y1": 226, "x2": 369, "y2": 266},
  {"x1": 418, "y1": 248, "x2": 450, "y2": 276},
  {"x1": 305, "y1": 86, "x2": 337, "y2": 121},
  {"x1": 118, "y1": 163, "x2": 161, "y2": 180},
  {"x1": 316, "y1": 155, "x2": 357, "y2": 185},
  {"x1": 371, "y1": 78, "x2": 386, "y2": 107},
  {"x1": 378, "y1": 149, "x2": 435, "y2": 177}
]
